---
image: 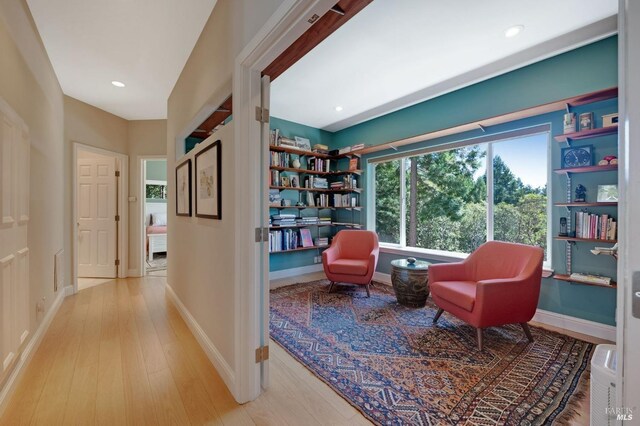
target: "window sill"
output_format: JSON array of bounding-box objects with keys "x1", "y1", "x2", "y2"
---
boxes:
[{"x1": 379, "y1": 244, "x2": 554, "y2": 276}]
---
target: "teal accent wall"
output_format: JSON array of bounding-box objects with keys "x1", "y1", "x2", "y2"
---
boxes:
[
  {"x1": 331, "y1": 36, "x2": 618, "y2": 326},
  {"x1": 146, "y1": 159, "x2": 167, "y2": 181},
  {"x1": 332, "y1": 37, "x2": 618, "y2": 149},
  {"x1": 269, "y1": 37, "x2": 619, "y2": 326},
  {"x1": 269, "y1": 117, "x2": 337, "y2": 271}
]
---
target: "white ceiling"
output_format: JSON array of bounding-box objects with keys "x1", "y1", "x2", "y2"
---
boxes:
[
  {"x1": 27, "y1": 0, "x2": 217, "y2": 120},
  {"x1": 270, "y1": 0, "x2": 618, "y2": 132}
]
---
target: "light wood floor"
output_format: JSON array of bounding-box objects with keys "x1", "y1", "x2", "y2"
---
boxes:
[
  {"x1": 0, "y1": 276, "x2": 371, "y2": 425},
  {"x1": 1, "y1": 275, "x2": 603, "y2": 425}
]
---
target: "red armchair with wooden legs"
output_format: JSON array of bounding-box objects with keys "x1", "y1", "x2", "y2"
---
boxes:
[
  {"x1": 322, "y1": 230, "x2": 379, "y2": 297},
  {"x1": 428, "y1": 241, "x2": 544, "y2": 350}
]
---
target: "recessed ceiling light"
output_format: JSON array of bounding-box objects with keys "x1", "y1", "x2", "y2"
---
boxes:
[
  {"x1": 111, "y1": 80, "x2": 126, "y2": 88},
  {"x1": 335, "y1": 106, "x2": 343, "y2": 112},
  {"x1": 504, "y1": 25, "x2": 524, "y2": 38}
]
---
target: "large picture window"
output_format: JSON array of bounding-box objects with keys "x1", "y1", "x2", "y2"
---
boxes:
[{"x1": 372, "y1": 130, "x2": 549, "y2": 263}]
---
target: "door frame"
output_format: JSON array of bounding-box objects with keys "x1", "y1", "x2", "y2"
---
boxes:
[
  {"x1": 72, "y1": 143, "x2": 129, "y2": 293},
  {"x1": 232, "y1": 0, "x2": 340, "y2": 402},
  {"x1": 139, "y1": 155, "x2": 167, "y2": 277}
]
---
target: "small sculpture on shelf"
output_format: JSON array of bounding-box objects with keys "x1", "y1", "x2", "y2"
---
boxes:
[
  {"x1": 559, "y1": 217, "x2": 568, "y2": 237},
  {"x1": 574, "y1": 184, "x2": 587, "y2": 203}
]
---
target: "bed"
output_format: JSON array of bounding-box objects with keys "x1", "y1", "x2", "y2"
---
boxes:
[{"x1": 146, "y1": 211, "x2": 167, "y2": 261}]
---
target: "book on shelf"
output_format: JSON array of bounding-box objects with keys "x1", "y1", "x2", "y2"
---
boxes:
[
  {"x1": 269, "y1": 228, "x2": 300, "y2": 252},
  {"x1": 269, "y1": 129, "x2": 280, "y2": 146},
  {"x1": 351, "y1": 143, "x2": 365, "y2": 151},
  {"x1": 279, "y1": 137, "x2": 297, "y2": 148},
  {"x1": 300, "y1": 229, "x2": 314, "y2": 247},
  {"x1": 574, "y1": 211, "x2": 616, "y2": 240},
  {"x1": 338, "y1": 146, "x2": 351, "y2": 155},
  {"x1": 568, "y1": 272, "x2": 612, "y2": 285},
  {"x1": 313, "y1": 144, "x2": 328, "y2": 154},
  {"x1": 349, "y1": 158, "x2": 358, "y2": 171}
]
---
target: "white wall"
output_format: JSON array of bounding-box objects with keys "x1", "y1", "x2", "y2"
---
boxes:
[
  {"x1": 166, "y1": 0, "x2": 285, "y2": 399},
  {"x1": 0, "y1": 0, "x2": 64, "y2": 391},
  {"x1": 64, "y1": 99, "x2": 167, "y2": 278}
]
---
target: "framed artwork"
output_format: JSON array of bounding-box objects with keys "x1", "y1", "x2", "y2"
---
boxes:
[
  {"x1": 597, "y1": 185, "x2": 619, "y2": 202},
  {"x1": 175, "y1": 159, "x2": 192, "y2": 216},
  {"x1": 195, "y1": 140, "x2": 222, "y2": 219}
]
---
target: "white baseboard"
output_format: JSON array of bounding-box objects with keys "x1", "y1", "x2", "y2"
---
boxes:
[
  {"x1": 164, "y1": 283, "x2": 236, "y2": 397},
  {"x1": 269, "y1": 264, "x2": 323, "y2": 280},
  {"x1": 532, "y1": 309, "x2": 616, "y2": 342},
  {"x1": 0, "y1": 285, "x2": 69, "y2": 415},
  {"x1": 373, "y1": 271, "x2": 392, "y2": 285},
  {"x1": 127, "y1": 268, "x2": 141, "y2": 278},
  {"x1": 373, "y1": 272, "x2": 615, "y2": 341}
]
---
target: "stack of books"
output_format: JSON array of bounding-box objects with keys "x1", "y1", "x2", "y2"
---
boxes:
[
  {"x1": 590, "y1": 244, "x2": 618, "y2": 256},
  {"x1": 569, "y1": 273, "x2": 613, "y2": 286},
  {"x1": 313, "y1": 144, "x2": 329, "y2": 154},
  {"x1": 296, "y1": 216, "x2": 319, "y2": 226},
  {"x1": 271, "y1": 214, "x2": 296, "y2": 227},
  {"x1": 330, "y1": 182, "x2": 344, "y2": 190},
  {"x1": 314, "y1": 237, "x2": 329, "y2": 247},
  {"x1": 575, "y1": 212, "x2": 617, "y2": 240},
  {"x1": 318, "y1": 217, "x2": 332, "y2": 225},
  {"x1": 269, "y1": 189, "x2": 281, "y2": 205}
]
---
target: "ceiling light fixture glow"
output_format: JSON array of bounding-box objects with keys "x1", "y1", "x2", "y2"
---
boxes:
[
  {"x1": 504, "y1": 25, "x2": 524, "y2": 38},
  {"x1": 111, "y1": 80, "x2": 126, "y2": 88},
  {"x1": 335, "y1": 106, "x2": 343, "y2": 112}
]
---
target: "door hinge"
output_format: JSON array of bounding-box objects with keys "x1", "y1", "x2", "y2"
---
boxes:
[
  {"x1": 255, "y1": 227, "x2": 269, "y2": 242},
  {"x1": 115, "y1": 170, "x2": 120, "y2": 177},
  {"x1": 255, "y1": 345, "x2": 269, "y2": 363},
  {"x1": 255, "y1": 106, "x2": 269, "y2": 123},
  {"x1": 115, "y1": 215, "x2": 120, "y2": 221},
  {"x1": 115, "y1": 259, "x2": 120, "y2": 266}
]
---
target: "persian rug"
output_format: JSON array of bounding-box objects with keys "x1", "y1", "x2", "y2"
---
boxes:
[{"x1": 270, "y1": 280, "x2": 593, "y2": 425}]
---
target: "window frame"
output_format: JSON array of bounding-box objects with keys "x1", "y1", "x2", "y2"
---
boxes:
[{"x1": 368, "y1": 124, "x2": 553, "y2": 270}]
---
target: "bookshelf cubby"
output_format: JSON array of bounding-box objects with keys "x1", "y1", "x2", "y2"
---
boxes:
[{"x1": 268, "y1": 140, "x2": 363, "y2": 255}]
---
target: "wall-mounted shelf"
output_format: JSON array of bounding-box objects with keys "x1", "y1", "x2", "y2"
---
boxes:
[
  {"x1": 553, "y1": 274, "x2": 617, "y2": 288},
  {"x1": 270, "y1": 186, "x2": 362, "y2": 193},
  {"x1": 270, "y1": 245, "x2": 329, "y2": 254},
  {"x1": 554, "y1": 126, "x2": 618, "y2": 143},
  {"x1": 554, "y1": 164, "x2": 618, "y2": 175},
  {"x1": 269, "y1": 222, "x2": 362, "y2": 230},
  {"x1": 269, "y1": 145, "x2": 333, "y2": 159},
  {"x1": 269, "y1": 205, "x2": 362, "y2": 210},
  {"x1": 554, "y1": 202, "x2": 617, "y2": 207},
  {"x1": 554, "y1": 236, "x2": 617, "y2": 243}
]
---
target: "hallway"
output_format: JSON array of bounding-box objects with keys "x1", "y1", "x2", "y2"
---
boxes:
[{"x1": 0, "y1": 277, "x2": 371, "y2": 425}]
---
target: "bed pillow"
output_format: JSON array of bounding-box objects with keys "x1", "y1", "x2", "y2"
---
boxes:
[{"x1": 151, "y1": 213, "x2": 167, "y2": 226}]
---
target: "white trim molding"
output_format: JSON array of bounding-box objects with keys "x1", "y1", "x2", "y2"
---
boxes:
[
  {"x1": 531, "y1": 309, "x2": 616, "y2": 342},
  {"x1": 372, "y1": 272, "x2": 614, "y2": 341},
  {"x1": 0, "y1": 285, "x2": 69, "y2": 415},
  {"x1": 165, "y1": 283, "x2": 236, "y2": 397}
]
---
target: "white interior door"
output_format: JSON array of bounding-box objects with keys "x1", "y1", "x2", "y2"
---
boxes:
[
  {"x1": 618, "y1": 0, "x2": 640, "y2": 418},
  {"x1": 77, "y1": 150, "x2": 117, "y2": 278},
  {"x1": 260, "y1": 74, "x2": 271, "y2": 389}
]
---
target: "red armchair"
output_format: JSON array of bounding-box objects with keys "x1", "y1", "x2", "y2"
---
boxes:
[
  {"x1": 322, "y1": 230, "x2": 379, "y2": 297},
  {"x1": 428, "y1": 241, "x2": 544, "y2": 350}
]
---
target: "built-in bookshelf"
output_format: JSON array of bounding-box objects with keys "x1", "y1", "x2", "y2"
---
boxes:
[
  {"x1": 268, "y1": 140, "x2": 363, "y2": 254},
  {"x1": 553, "y1": 90, "x2": 618, "y2": 288}
]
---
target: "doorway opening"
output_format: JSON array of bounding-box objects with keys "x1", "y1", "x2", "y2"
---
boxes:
[
  {"x1": 73, "y1": 144, "x2": 128, "y2": 292},
  {"x1": 141, "y1": 157, "x2": 168, "y2": 277}
]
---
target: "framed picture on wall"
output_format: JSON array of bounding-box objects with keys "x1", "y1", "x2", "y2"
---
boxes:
[
  {"x1": 195, "y1": 140, "x2": 222, "y2": 219},
  {"x1": 175, "y1": 159, "x2": 192, "y2": 216}
]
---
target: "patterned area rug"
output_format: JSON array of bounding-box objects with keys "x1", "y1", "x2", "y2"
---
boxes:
[
  {"x1": 146, "y1": 253, "x2": 167, "y2": 272},
  {"x1": 270, "y1": 280, "x2": 593, "y2": 425}
]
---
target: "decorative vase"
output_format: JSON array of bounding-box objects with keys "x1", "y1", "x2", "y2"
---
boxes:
[{"x1": 292, "y1": 159, "x2": 301, "y2": 169}]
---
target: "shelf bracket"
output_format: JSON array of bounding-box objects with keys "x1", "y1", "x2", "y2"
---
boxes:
[
  {"x1": 478, "y1": 124, "x2": 487, "y2": 133},
  {"x1": 565, "y1": 103, "x2": 571, "y2": 113}
]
